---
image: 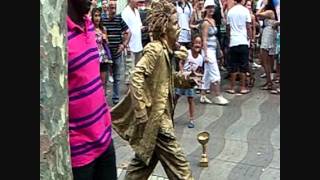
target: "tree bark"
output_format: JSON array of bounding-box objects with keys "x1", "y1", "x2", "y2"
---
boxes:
[{"x1": 40, "y1": 0, "x2": 72, "y2": 179}]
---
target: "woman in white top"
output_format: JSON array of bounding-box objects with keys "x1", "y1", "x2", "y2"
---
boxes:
[
  {"x1": 176, "y1": 0, "x2": 193, "y2": 49},
  {"x1": 200, "y1": 0, "x2": 229, "y2": 105}
]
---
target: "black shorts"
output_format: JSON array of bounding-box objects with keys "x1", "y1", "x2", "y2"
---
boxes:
[
  {"x1": 100, "y1": 63, "x2": 108, "y2": 72},
  {"x1": 229, "y1": 45, "x2": 249, "y2": 73}
]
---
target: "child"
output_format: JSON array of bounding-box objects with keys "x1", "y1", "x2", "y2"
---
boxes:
[
  {"x1": 91, "y1": 8, "x2": 113, "y2": 92},
  {"x1": 175, "y1": 35, "x2": 204, "y2": 128}
]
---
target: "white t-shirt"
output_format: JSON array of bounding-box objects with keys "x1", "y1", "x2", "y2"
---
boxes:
[
  {"x1": 227, "y1": 4, "x2": 251, "y2": 47},
  {"x1": 121, "y1": 6, "x2": 143, "y2": 52},
  {"x1": 183, "y1": 50, "x2": 204, "y2": 72},
  {"x1": 176, "y1": 2, "x2": 193, "y2": 43}
]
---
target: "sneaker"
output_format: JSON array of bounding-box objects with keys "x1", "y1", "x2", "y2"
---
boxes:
[
  {"x1": 252, "y1": 62, "x2": 261, "y2": 69},
  {"x1": 200, "y1": 96, "x2": 212, "y2": 104},
  {"x1": 212, "y1": 96, "x2": 229, "y2": 105},
  {"x1": 220, "y1": 66, "x2": 227, "y2": 72},
  {"x1": 260, "y1": 73, "x2": 266, "y2": 78},
  {"x1": 187, "y1": 120, "x2": 195, "y2": 128},
  {"x1": 108, "y1": 76, "x2": 114, "y2": 83}
]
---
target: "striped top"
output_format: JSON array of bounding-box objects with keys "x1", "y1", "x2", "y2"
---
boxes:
[
  {"x1": 67, "y1": 15, "x2": 112, "y2": 168},
  {"x1": 102, "y1": 14, "x2": 128, "y2": 59}
]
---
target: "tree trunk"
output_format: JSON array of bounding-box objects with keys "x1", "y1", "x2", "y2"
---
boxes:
[{"x1": 40, "y1": 0, "x2": 72, "y2": 179}]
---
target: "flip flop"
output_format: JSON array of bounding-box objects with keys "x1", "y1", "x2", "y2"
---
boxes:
[
  {"x1": 226, "y1": 89, "x2": 235, "y2": 94},
  {"x1": 261, "y1": 83, "x2": 273, "y2": 90}
]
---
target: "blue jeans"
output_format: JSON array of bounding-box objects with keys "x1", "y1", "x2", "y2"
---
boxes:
[{"x1": 112, "y1": 55, "x2": 122, "y2": 103}]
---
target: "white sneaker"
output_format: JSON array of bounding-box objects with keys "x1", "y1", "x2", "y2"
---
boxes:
[
  {"x1": 252, "y1": 62, "x2": 261, "y2": 69},
  {"x1": 108, "y1": 76, "x2": 114, "y2": 83},
  {"x1": 200, "y1": 96, "x2": 212, "y2": 104},
  {"x1": 260, "y1": 73, "x2": 266, "y2": 78},
  {"x1": 212, "y1": 96, "x2": 229, "y2": 105}
]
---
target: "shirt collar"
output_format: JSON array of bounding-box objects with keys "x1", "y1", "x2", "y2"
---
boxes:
[{"x1": 67, "y1": 15, "x2": 91, "y2": 32}]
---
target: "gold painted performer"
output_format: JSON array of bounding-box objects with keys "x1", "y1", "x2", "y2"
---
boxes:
[{"x1": 111, "y1": 0, "x2": 201, "y2": 179}]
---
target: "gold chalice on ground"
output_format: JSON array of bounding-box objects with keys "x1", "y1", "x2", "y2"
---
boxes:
[{"x1": 197, "y1": 131, "x2": 210, "y2": 167}]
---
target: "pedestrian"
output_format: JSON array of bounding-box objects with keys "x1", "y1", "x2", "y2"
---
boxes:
[
  {"x1": 67, "y1": 0, "x2": 117, "y2": 179},
  {"x1": 225, "y1": 0, "x2": 252, "y2": 94},
  {"x1": 101, "y1": 0, "x2": 108, "y2": 19},
  {"x1": 175, "y1": 35, "x2": 204, "y2": 128},
  {"x1": 91, "y1": 8, "x2": 113, "y2": 93},
  {"x1": 244, "y1": 0, "x2": 261, "y2": 69},
  {"x1": 102, "y1": 0, "x2": 131, "y2": 105},
  {"x1": 121, "y1": 0, "x2": 144, "y2": 64},
  {"x1": 176, "y1": 0, "x2": 193, "y2": 49},
  {"x1": 190, "y1": 0, "x2": 204, "y2": 36},
  {"x1": 256, "y1": 0, "x2": 278, "y2": 90},
  {"x1": 111, "y1": 1, "x2": 199, "y2": 179},
  {"x1": 200, "y1": 0, "x2": 229, "y2": 105},
  {"x1": 138, "y1": 0, "x2": 152, "y2": 47}
]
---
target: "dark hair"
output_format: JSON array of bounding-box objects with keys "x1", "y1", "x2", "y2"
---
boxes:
[
  {"x1": 234, "y1": 0, "x2": 242, "y2": 3},
  {"x1": 264, "y1": 0, "x2": 278, "y2": 20},
  {"x1": 91, "y1": 8, "x2": 105, "y2": 31},
  {"x1": 245, "y1": 0, "x2": 254, "y2": 11},
  {"x1": 191, "y1": 33, "x2": 202, "y2": 43}
]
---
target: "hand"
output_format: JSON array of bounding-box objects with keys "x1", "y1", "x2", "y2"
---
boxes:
[
  {"x1": 91, "y1": 0, "x2": 97, "y2": 7},
  {"x1": 189, "y1": 76, "x2": 203, "y2": 86},
  {"x1": 102, "y1": 34, "x2": 107, "y2": 40},
  {"x1": 204, "y1": 56, "x2": 210, "y2": 63},
  {"x1": 116, "y1": 44, "x2": 125, "y2": 54},
  {"x1": 175, "y1": 42, "x2": 181, "y2": 49}
]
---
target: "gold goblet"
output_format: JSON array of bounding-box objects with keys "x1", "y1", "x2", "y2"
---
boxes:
[{"x1": 197, "y1": 131, "x2": 210, "y2": 167}]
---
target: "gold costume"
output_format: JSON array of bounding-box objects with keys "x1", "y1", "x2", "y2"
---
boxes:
[{"x1": 111, "y1": 40, "x2": 194, "y2": 180}]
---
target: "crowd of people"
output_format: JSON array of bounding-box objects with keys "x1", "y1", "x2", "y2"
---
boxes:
[
  {"x1": 67, "y1": 0, "x2": 280, "y2": 179},
  {"x1": 88, "y1": 0, "x2": 280, "y2": 127}
]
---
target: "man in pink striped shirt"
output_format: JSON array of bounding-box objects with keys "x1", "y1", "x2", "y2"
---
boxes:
[{"x1": 67, "y1": 0, "x2": 116, "y2": 179}]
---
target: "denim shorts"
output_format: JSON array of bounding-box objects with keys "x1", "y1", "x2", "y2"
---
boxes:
[{"x1": 175, "y1": 88, "x2": 195, "y2": 97}]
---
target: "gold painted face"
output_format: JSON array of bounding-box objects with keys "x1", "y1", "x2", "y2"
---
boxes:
[{"x1": 166, "y1": 13, "x2": 180, "y2": 42}]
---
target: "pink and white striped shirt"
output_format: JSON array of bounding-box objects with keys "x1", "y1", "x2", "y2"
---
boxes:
[{"x1": 67, "y1": 15, "x2": 112, "y2": 168}]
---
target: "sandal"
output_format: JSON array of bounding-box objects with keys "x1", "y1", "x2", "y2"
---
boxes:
[
  {"x1": 240, "y1": 89, "x2": 251, "y2": 94},
  {"x1": 248, "y1": 77, "x2": 256, "y2": 87},
  {"x1": 261, "y1": 83, "x2": 273, "y2": 90},
  {"x1": 226, "y1": 89, "x2": 236, "y2": 94}
]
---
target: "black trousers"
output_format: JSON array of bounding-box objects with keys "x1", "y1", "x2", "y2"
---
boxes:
[{"x1": 72, "y1": 141, "x2": 117, "y2": 180}]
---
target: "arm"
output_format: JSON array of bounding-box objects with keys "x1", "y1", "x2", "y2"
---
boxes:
[
  {"x1": 120, "y1": 17, "x2": 131, "y2": 51},
  {"x1": 201, "y1": 21, "x2": 209, "y2": 60},
  {"x1": 246, "y1": 22, "x2": 252, "y2": 42},
  {"x1": 179, "y1": 59, "x2": 185, "y2": 72},
  {"x1": 246, "y1": 10, "x2": 252, "y2": 42},
  {"x1": 102, "y1": 28, "x2": 109, "y2": 44},
  {"x1": 219, "y1": 0, "x2": 225, "y2": 21},
  {"x1": 190, "y1": 10, "x2": 198, "y2": 29},
  {"x1": 252, "y1": 15, "x2": 256, "y2": 42},
  {"x1": 123, "y1": 29, "x2": 131, "y2": 47},
  {"x1": 256, "y1": 10, "x2": 274, "y2": 20}
]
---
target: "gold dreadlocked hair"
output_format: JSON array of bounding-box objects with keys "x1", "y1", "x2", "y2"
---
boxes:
[{"x1": 146, "y1": 0, "x2": 177, "y2": 40}]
